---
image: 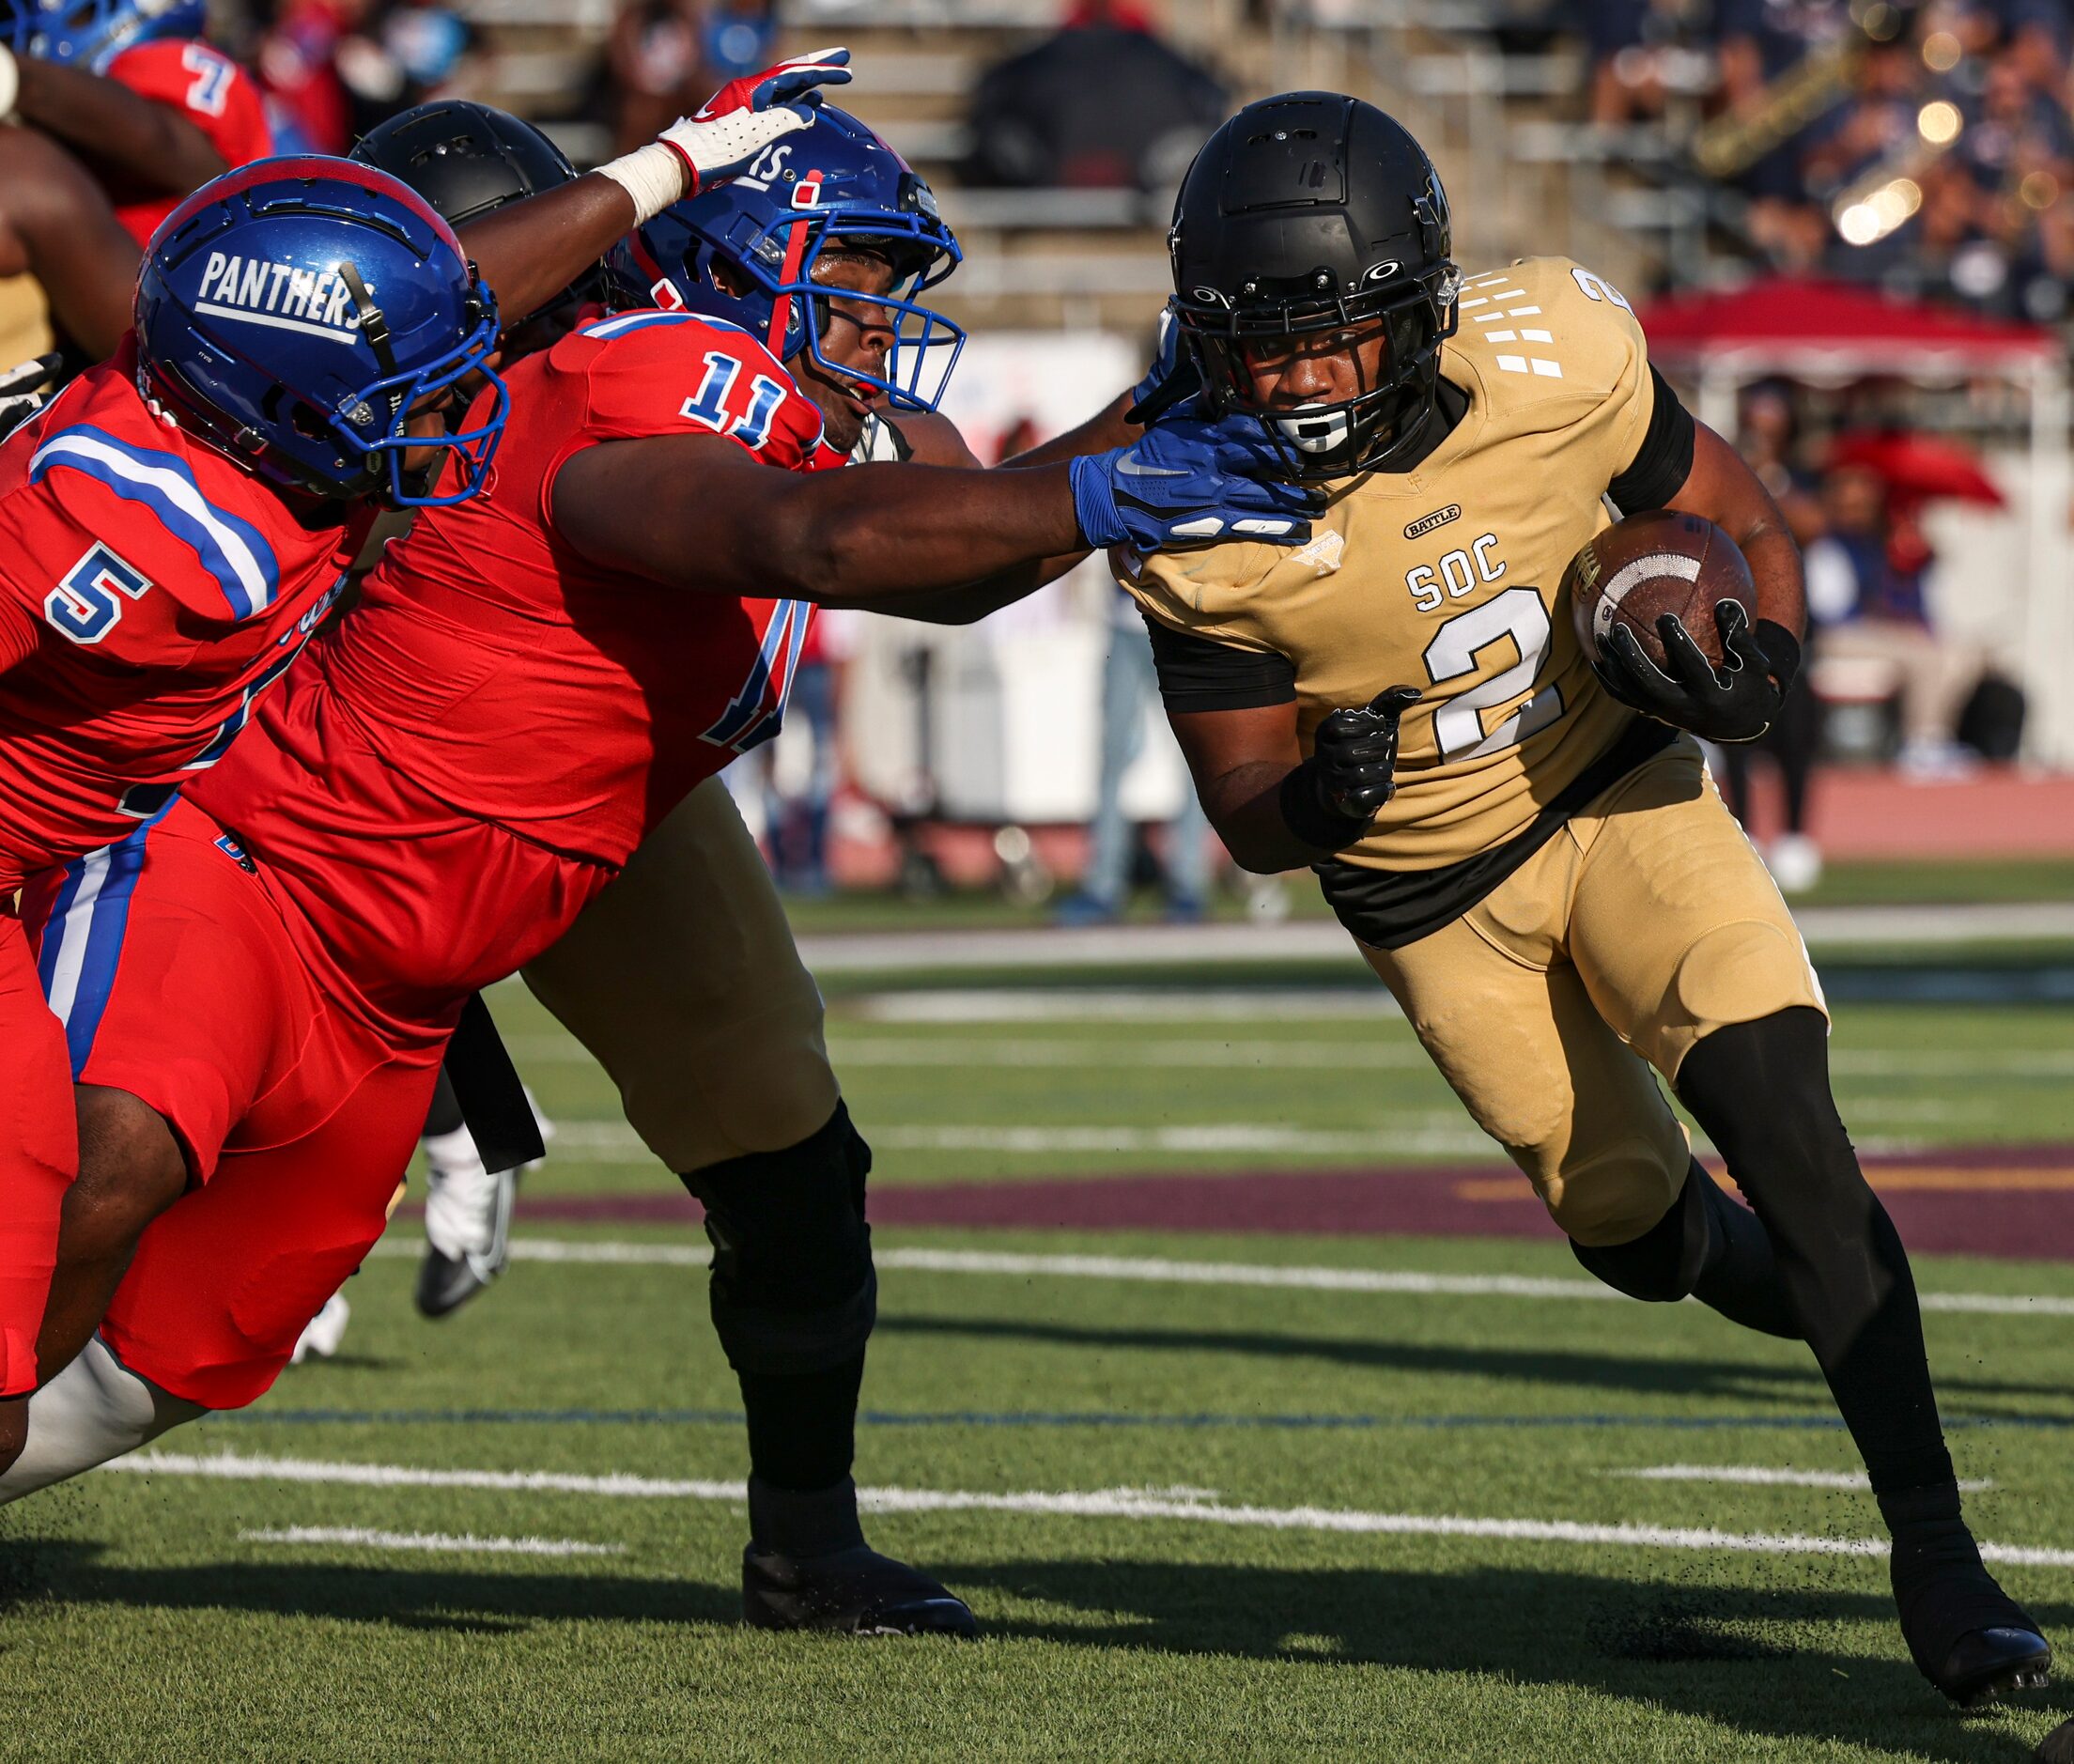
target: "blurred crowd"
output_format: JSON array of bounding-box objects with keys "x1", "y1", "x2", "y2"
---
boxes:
[
  {"x1": 215, "y1": 0, "x2": 785, "y2": 155},
  {"x1": 1569, "y1": 0, "x2": 2074, "y2": 319}
]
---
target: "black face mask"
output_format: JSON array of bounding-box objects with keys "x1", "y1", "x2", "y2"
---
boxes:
[{"x1": 1178, "y1": 269, "x2": 1460, "y2": 482}]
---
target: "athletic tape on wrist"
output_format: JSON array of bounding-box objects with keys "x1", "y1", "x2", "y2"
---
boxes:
[
  {"x1": 596, "y1": 141, "x2": 688, "y2": 225},
  {"x1": 0, "y1": 47, "x2": 20, "y2": 126}
]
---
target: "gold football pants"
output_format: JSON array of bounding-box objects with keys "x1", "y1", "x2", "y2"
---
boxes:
[
  {"x1": 520, "y1": 777, "x2": 841, "y2": 1174},
  {"x1": 1358, "y1": 737, "x2": 1826, "y2": 1247}
]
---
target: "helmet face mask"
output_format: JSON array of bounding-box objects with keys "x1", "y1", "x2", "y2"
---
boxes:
[
  {"x1": 722, "y1": 206, "x2": 964, "y2": 412},
  {"x1": 313, "y1": 298, "x2": 509, "y2": 508},
  {"x1": 617, "y1": 107, "x2": 967, "y2": 415},
  {"x1": 1168, "y1": 92, "x2": 1462, "y2": 483}
]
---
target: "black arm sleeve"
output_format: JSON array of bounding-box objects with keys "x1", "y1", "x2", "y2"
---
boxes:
[
  {"x1": 1608, "y1": 366, "x2": 1696, "y2": 514},
  {"x1": 1143, "y1": 614, "x2": 1297, "y2": 713}
]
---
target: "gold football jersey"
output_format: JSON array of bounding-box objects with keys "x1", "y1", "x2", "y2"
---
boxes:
[
  {"x1": 0, "y1": 276, "x2": 54, "y2": 374},
  {"x1": 1120, "y1": 256, "x2": 1659, "y2": 874}
]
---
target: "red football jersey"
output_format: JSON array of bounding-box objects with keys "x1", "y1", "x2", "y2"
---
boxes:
[
  {"x1": 0, "y1": 341, "x2": 365, "y2": 886},
  {"x1": 185, "y1": 309, "x2": 842, "y2": 1014},
  {"x1": 308, "y1": 308, "x2": 836, "y2": 868},
  {"x1": 104, "y1": 39, "x2": 274, "y2": 245}
]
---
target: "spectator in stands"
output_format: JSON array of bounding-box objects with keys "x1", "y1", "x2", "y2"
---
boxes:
[
  {"x1": 258, "y1": 0, "x2": 477, "y2": 150},
  {"x1": 728, "y1": 611, "x2": 853, "y2": 897},
  {"x1": 700, "y1": 0, "x2": 780, "y2": 83},
  {"x1": 1056, "y1": 584, "x2": 1213, "y2": 926},
  {"x1": 1581, "y1": 0, "x2": 1719, "y2": 124},
  {"x1": 1803, "y1": 462, "x2": 1988, "y2": 777},
  {"x1": 1715, "y1": 382, "x2": 1826, "y2": 890},
  {"x1": 964, "y1": 0, "x2": 1228, "y2": 193},
  {"x1": 1712, "y1": 0, "x2": 1860, "y2": 266},
  {"x1": 258, "y1": 0, "x2": 370, "y2": 153},
  {"x1": 603, "y1": 0, "x2": 705, "y2": 154}
]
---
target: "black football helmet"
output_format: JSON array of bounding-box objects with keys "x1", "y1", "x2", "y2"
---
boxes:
[
  {"x1": 1167, "y1": 93, "x2": 1461, "y2": 481},
  {"x1": 351, "y1": 101, "x2": 615, "y2": 342}
]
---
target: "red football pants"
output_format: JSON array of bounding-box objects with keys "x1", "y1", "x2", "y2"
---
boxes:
[
  {"x1": 0, "y1": 905, "x2": 76, "y2": 1396},
  {"x1": 21, "y1": 802, "x2": 450, "y2": 1410}
]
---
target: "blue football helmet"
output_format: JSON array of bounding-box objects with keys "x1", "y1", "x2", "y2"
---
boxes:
[
  {"x1": 615, "y1": 104, "x2": 964, "y2": 413},
  {"x1": 135, "y1": 157, "x2": 508, "y2": 509},
  {"x1": 1, "y1": 0, "x2": 206, "y2": 70}
]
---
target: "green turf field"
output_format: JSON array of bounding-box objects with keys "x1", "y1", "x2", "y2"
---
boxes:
[{"x1": 4, "y1": 957, "x2": 2073, "y2": 1761}]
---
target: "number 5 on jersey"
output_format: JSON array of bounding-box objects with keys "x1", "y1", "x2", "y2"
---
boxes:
[{"x1": 45, "y1": 544, "x2": 152, "y2": 645}]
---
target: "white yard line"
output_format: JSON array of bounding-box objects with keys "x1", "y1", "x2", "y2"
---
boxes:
[
  {"x1": 853, "y1": 989, "x2": 1403, "y2": 1024},
  {"x1": 791, "y1": 905, "x2": 2074, "y2": 975},
  {"x1": 240, "y1": 1525, "x2": 623, "y2": 1557},
  {"x1": 544, "y1": 1120, "x2": 1494, "y2": 1159},
  {"x1": 842, "y1": 1041, "x2": 2074, "y2": 1077},
  {"x1": 827, "y1": 1038, "x2": 1437, "y2": 1069},
  {"x1": 363, "y1": 1239, "x2": 2074, "y2": 1317},
  {"x1": 1611, "y1": 1464, "x2": 1992, "y2": 1492},
  {"x1": 108, "y1": 1451, "x2": 2074, "y2": 1568}
]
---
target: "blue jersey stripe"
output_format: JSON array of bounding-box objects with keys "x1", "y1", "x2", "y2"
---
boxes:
[
  {"x1": 39, "y1": 800, "x2": 174, "y2": 1077},
  {"x1": 29, "y1": 425, "x2": 281, "y2": 620}
]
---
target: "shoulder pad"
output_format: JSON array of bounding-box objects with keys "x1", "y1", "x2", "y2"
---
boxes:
[{"x1": 1447, "y1": 257, "x2": 1645, "y2": 408}]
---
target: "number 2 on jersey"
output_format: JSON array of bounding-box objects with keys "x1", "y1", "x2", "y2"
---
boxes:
[{"x1": 1422, "y1": 585, "x2": 1563, "y2": 761}]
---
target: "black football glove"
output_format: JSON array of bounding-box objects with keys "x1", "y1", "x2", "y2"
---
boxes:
[
  {"x1": 1594, "y1": 600, "x2": 1792, "y2": 744},
  {"x1": 1280, "y1": 685, "x2": 1422, "y2": 850}
]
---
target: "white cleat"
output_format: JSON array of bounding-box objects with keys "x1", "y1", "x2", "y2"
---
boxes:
[{"x1": 290, "y1": 1292, "x2": 351, "y2": 1365}]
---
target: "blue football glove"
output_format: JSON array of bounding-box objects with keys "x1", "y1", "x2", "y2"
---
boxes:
[
  {"x1": 662, "y1": 48, "x2": 853, "y2": 193},
  {"x1": 1124, "y1": 303, "x2": 1204, "y2": 427},
  {"x1": 1071, "y1": 412, "x2": 1315, "y2": 552}
]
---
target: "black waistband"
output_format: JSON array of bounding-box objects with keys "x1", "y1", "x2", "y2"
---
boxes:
[{"x1": 1316, "y1": 719, "x2": 1678, "y2": 952}]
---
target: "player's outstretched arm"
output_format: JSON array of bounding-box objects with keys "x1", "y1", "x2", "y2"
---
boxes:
[
  {"x1": 0, "y1": 128, "x2": 139, "y2": 360},
  {"x1": 822, "y1": 406, "x2": 1131, "y2": 626},
  {"x1": 550, "y1": 415, "x2": 1313, "y2": 610},
  {"x1": 457, "y1": 48, "x2": 850, "y2": 328},
  {"x1": 0, "y1": 46, "x2": 227, "y2": 199}
]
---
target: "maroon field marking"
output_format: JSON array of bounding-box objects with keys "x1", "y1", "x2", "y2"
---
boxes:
[{"x1": 490, "y1": 1143, "x2": 2074, "y2": 1261}]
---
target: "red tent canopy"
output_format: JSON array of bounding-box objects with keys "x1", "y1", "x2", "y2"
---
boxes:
[{"x1": 1637, "y1": 277, "x2": 2061, "y2": 379}]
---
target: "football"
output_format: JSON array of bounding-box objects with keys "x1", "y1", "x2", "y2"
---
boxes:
[{"x1": 1564, "y1": 509, "x2": 1757, "y2": 673}]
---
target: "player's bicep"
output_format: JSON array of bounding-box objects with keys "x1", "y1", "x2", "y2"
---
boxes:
[{"x1": 549, "y1": 433, "x2": 810, "y2": 596}]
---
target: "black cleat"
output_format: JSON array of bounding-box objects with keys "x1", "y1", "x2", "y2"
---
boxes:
[
  {"x1": 1883, "y1": 1487, "x2": 2052, "y2": 1706},
  {"x1": 414, "y1": 1163, "x2": 518, "y2": 1320},
  {"x1": 742, "y1": 1542, "x2": 979, "y2": 1637}
]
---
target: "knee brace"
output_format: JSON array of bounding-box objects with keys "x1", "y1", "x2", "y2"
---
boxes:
[
  {"x1": 0, "y1": 1336, "x2": 206, "y2": 1505},
  {"x1": 679, "y1": 1100, "x2": 875, "y2": 1377}
]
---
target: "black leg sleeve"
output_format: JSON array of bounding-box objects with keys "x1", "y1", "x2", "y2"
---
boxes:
[
  {"x1": 1570, "y1": 1157, "x2": 1800, "y2": 1339},
  {"x1": 1676, "y1": 1008, "x2": 1955, "y2": 1496},
  {"x1": 680, "y1": 1101, "x2": 876, "y2": 1503}
]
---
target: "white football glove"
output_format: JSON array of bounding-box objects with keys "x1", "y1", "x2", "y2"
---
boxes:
[
  {"x1": 663, "y1": 46, "x2": 852, "y2": 191},
  {"x1": 597, "y1": 47, "x2": 852, "y2": 224}
]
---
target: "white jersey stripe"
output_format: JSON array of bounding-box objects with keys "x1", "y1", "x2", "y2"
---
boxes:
[{"x1": 41, "y1": 845, "x2": 111, "y2": 1028}]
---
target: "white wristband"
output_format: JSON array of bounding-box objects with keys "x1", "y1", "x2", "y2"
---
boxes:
[
  {"x1": 0, "y1": 46, "x2": 20, "y2": 126},
  {"x1": 595, "y1": 141, "x2": 689, "y2": 226}
]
